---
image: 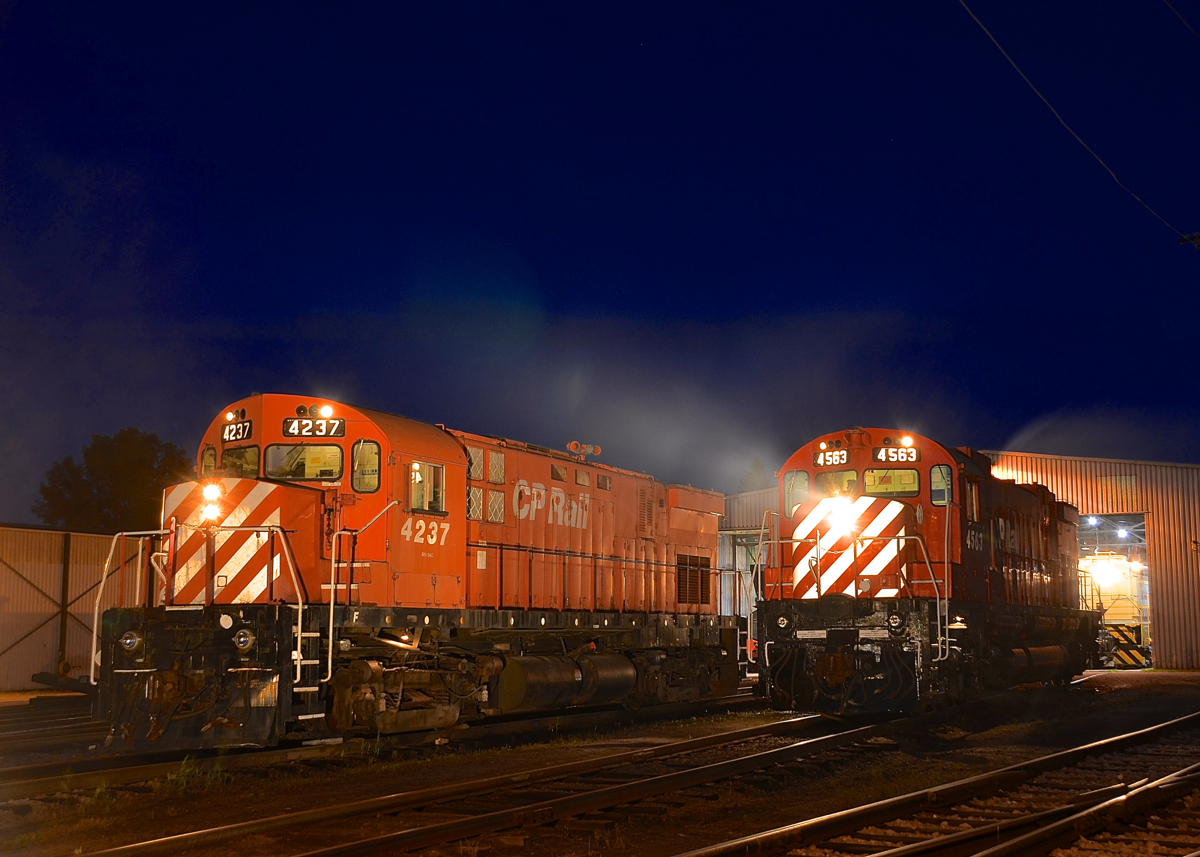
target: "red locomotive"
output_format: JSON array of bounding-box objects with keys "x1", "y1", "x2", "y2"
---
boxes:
[
  {"x1": 758, "y1": 428, "x2": 1097, "y2": 714},
  {"x1": 97, "y1": 394, "x2": 738, "y2": 748}
]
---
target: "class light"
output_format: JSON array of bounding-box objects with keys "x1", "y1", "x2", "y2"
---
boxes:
[
  {"x1": 825, "y1": 496, "x2": 858, "y2": 539},
  {"x1": 901, "y1": 436, "x2": 913, "y2": 447},
  {"x1": 202, "y1": 504, "x2": 221, "y2": 521},
  {"x1": 202, "y1": 484, "x2": 221, "y2": 501},
  {"x1": 318, "y1": 404, "x2": 334, "y2": 418}
]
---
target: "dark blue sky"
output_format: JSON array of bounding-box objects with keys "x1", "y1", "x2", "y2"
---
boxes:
[{"x1": 2, "y1": 2, "x2": 1197, "y2": 524}]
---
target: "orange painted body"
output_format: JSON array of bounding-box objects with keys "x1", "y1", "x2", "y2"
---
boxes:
[{"x1": 165, "y1": 394, "x2": 722, "y2": 615}]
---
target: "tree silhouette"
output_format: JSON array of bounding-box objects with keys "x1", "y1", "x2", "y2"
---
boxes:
[
  {"x1": 32, "y1": 428, "x2": 192, "y2": 533},
  {"x1": 738, "y1": 458, "x2": 773, "y2": 493}
]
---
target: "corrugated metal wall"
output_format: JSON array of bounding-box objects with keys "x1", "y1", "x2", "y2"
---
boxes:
[
  {"x1": 985, "y1": 452, "x2": 1200, "y2": 670},
  {"x1": 722, "y1": 487, "x2": 779, "y2": 532},
  {"x1": 0, "y1": 526, "x2": 147, "y2": 691}
]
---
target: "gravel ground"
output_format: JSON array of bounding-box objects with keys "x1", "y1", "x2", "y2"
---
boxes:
[{"x1": 3, "y1": 670, "x2": 1199, "y2": 857}]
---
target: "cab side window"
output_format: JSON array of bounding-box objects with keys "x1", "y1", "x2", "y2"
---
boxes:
[
  {"x1": 783, "y1": 470, "x2": 809, "y2": 514},
  {"x1": 965, "y1": 480, "x2": 980, "y2": 522},
  {"x1": 351, "y1": 441, "x2": 381, "y2": 493},
  {"x1": 930, "y1": 465, "x2": 953, "y2": 506},
  {"x1": 411, "y1": 461, "x2": 445, "y2": 512}
]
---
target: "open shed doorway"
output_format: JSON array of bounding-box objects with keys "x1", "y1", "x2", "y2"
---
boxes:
[{"x1": 1078, "y1": 513, "x2": 1150, "y2": 667}]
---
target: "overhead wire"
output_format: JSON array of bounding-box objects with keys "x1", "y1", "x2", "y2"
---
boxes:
[
  {"x1": 1162, "y1": 0, "x2": 1200, "y2": 44},
  {"x1": 956, "y1": 0, "x2": 1184, "y2": 238}
]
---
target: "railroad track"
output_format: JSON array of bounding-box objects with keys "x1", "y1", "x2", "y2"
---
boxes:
[
  {"x1": 0, "y1": 695, "x2": 108, "y2": 755},
  {"x1": 0, "y1": 689, "x2": 763, "y2": 801},
  {"x1": 82, "y1": 710, "x2": 841, "y2": 857},
  {"x1": 671, "y1": 709, "x2": 1200, "y2": 857}
]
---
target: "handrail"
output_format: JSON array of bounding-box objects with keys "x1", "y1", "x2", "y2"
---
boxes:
[
  {"x1": 756, "y1": 530, "x2": 948, "y2": 660},
  {"x1": 90, "y1": 523, "x2": 309, "y2": 686},
  {"x1": 89, "y1": 530, "x2": 170, "y2": 685},
  {"x1": 756, "y1": 510, "x2": 778, "y2": 602},
  {"x1": 323, "y1": 500, "x2": 398, "y2": 683}
]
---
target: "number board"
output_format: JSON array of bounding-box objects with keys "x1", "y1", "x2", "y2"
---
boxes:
[
  {"x1": 813, "y1": 449, "x2": 849, "y2": 467},
  {"x1": 872, "y1": 446, "x2": 921, "y2": 463},
  {"x1": 282, "y1": 417, "x2": 346, "y2": 438},
  {"x1": 222, "y1": 420, "x2": 253, "y2": 443}
]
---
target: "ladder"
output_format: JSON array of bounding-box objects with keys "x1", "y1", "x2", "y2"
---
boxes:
[{"x1": 288, "y1": 604, "x2": 326, "y2": 731}]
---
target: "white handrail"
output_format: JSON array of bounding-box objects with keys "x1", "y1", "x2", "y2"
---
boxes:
[
  {"x1": 90, "y1": 524, "x2": 309, "y2": 685},
  {"x1": 766, "y1": 530, "x2": 948, "y2": 659},
  {"x1": 323, "y1": 500, "x2": 398, "y2": 683},
  {"x1": 89, "y1": 530, "x2": 170, "y2": 685}
]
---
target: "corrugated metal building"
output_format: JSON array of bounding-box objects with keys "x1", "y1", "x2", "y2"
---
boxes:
[
  {"x1": 0, "y1": 525, "x2": 147, "y2": 691},
  {"x1": 985, "y1": 451, "x2": 1200, "y2": 670}
]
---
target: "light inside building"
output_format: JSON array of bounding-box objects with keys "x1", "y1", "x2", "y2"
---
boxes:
[
  {"x1": 1118, "y1": 528, "x2": 1129, "y2": 539},
  {"x1": 1088, "y1": 517, "x2": 1099, "y2": 526}
]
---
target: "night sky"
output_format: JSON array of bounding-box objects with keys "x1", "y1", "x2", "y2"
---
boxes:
[{"x1": 2, "y1": 2, "x2": 1197, "y2": 525}]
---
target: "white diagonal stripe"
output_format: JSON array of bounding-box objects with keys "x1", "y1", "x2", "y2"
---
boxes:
[
  {"x1": 791, "y1": 498, "x2": 834, "y2": 542},
  {"x1": 816, "y1": 502, "x2": 905, "y2": 594},
  {"x1": 162, "y1": 482, "x2": 198, "y2": 523},
  {"x1": 215, "y1": 482, "x2": 277, "y2": 552},
  {"x1": 216, "y1": 532, "x2": 269, "y2": 595},
  {"x1": 233, "y1": 568, "x2": 269, "y2": 603},
  {"x1": 791, "y1": 496, "x2": 875, "y2": 590},
  {"x1": 857, "y1": 524, "x2": 907, "y2": 580}
]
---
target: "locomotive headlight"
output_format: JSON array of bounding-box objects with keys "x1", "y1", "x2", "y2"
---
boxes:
[
  {"x1": 776, "y1": 615, "x2": 790, "y2": 629},
  {"x1": 233, "y1": 628, "x2": 256, "y2": 653},
  {"x1": 826, "y1": 496, "x2": 857, "y2": 539},
  {"x1": 202, "y1": 483, "x2": 222, "y2": 501},
  {"x1": 202, "y1": 504, "x2": 221, "y2": 521},
  {"x1": 119, "y1": 630, "x2": 144, "y2": 654},
  {"x1": 887, "y1": 613, "x2": 904, "y2": 630}
]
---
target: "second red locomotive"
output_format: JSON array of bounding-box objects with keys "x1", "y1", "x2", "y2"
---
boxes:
[{"x1": 758, "y1": 427, "x2": 1097, "y2": 714}]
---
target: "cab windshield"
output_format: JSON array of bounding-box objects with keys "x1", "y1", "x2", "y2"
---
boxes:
[
  {"x1": 814, "y1": 469, "x2": 857, "y2": 497},
  {"x1": 221, "y1": 447, "x2": 259, "y2": 478},
  {"x1": 265, "y1": 444, "x2": 343, "y2": 480}
]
